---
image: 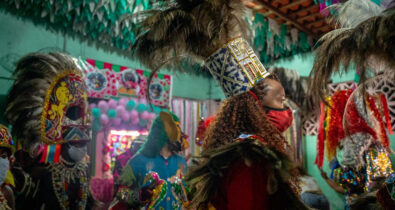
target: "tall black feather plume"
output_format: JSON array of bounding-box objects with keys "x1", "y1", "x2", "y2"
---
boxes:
[
  {"x1": 130, "y1": 0, "x2": 250, "y2": 104},
  {"x1": 308, "y1": 3, "x2": 395, "y2": 107}
]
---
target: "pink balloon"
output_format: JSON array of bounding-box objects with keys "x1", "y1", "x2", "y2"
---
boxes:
[
  {"x1": 98, "y1": 100, "x2": 109, "y2": 112},
  {"x1": 119, "y1": 97, "x2": 128, "y2": 106},
  {"x1": 116, "y1": 105, "x2": 126, "y2": 116},
  {"x1": 113, "y1": 118, "x2": 122, "y2": 126},
  {"x1": 141, "y1": 111, "x2": 150, "y2": 120},
  {"x1": 131, "y1": 118, "x2": 139, "y2": 126},
  {"x1": 139, "y1": 98, "x2": 147, "y2": 104},
  {"x1": 149, "y1": 113, "x2": 157, "y2": 120},
  {"x1": 121, "y1": 112, "x2": 130, "y2": 122},
  {"x1": 100, "y1": 114, "x2": 109, "y2": 125},
  {"x1": 130, "y1": 110, "x2": 139, "y2": 119},
  {"x1": 89, "y1": 103, "x2": 97, "y2": 111},
  {"x1": 108, "y1": 99, "x2": 117, "y2": 109}
]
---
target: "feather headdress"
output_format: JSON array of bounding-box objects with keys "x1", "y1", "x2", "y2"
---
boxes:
[
  {"x1": 131, "y1": 0, "x2": 262, "y2": 99},
  {"x1": 133, "y1": 0, "x2": 249, "y2": 70},
  {"x1": 308, "y1": 0, "x2": 395, "y2": 104},
  {"x1": 5, "y1": 52, "x2": 82, "y2": 152}
]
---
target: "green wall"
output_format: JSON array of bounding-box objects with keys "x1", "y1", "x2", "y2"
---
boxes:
[{"x1": 270, "y1": 51, "x2": 356, "y2": 81}]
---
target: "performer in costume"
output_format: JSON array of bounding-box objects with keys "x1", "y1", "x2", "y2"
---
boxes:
[
  {"x1": 0, "y1": 125, "x2": 15, "y2": 210},
  {"x1": 5, "y1": 52, "x2": 91, "y2": 209},
  {"x1": 113, "y1": 135, "x2": 146, "y2": 183},
  {"x1": 112, "y1": 111, "x2": 189, "y2": 210},
  {"x1": 129, "y1": 1, "x2": 307, "y2": 209},
  {"x1": 307, "y1": 1, "x2": 394, "y2": 208}
]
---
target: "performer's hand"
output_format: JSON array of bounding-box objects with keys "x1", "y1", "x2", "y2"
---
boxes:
[{"x1": 319, "y1": 169, "x2": 328, "y2": 180}]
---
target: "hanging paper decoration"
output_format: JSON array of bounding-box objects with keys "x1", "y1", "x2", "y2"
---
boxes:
[
  {"x1": 2, "y1": 0, "x2": 153, "y2": 51},
  {"x1": 251, "y1": 14, "x2": 313, "y2": 63},
  {"x1": 79, "y1": 58, "x2": 172, "y2": 108}
]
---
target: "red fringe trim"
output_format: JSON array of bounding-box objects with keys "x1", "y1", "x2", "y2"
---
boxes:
[
  {"x1": 380, "y1": 94, "x2": 393, "y2": 135},
  {"x1": 326, "y1": 90, "x2": 352, "y2": 160},
  {"x1": 315, "y1": 101, "x2": 326, "y2": 168},
  {"x1": 366, "y1": 95, "x2": 389, "y2": 148},
  {"x1": 344, "y1": 98, "x2": 377, "y2": 140}
]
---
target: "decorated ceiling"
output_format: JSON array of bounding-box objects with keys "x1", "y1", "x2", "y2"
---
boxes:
[{"x1": 1, "y1": 0, "x2": 369, "y2": 68}]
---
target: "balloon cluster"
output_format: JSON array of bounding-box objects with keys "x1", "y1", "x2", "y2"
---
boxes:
[{"x1": 90, "y1": 98, "x2": 162, "y2": 131}]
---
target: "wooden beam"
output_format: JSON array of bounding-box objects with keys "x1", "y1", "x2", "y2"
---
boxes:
[
  {"x1": 288, "y1": 4, "x2": 319, "y2": 19},
  {"x1": 297, "y1": 12, "x2": 322, "y2": 22},
  {"x1": 255, "y1": 1, "x2": 318, "y2": 38},
  {"x1": 306, "y1": 19, "x2": 325, "y2": 28},
  {"x1": 312, "y1": 25, "x2": 330, "y2": 34},
  {"x1": 279, "y1": 0, "x2": 308, "y2": 10}
]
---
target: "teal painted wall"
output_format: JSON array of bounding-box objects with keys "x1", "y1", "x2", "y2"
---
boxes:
[{"x1": 270, "y1": 52, "x2": 356, "y2": 82}]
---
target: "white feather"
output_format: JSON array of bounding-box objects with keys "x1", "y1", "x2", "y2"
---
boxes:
[{"x1": 329, "y1": 0, "x2": 384, "y2": 28}]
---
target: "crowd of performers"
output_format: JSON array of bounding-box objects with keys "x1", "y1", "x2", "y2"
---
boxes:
[{"x1": 0, "y1": 0, "x2": 394, "y2": 210}]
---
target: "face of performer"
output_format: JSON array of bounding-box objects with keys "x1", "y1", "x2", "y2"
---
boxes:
[
  {"x1": 261, "y1": 79, "x2": 286, "y2": 109},
  {"x1": 61, "y1": 141, "x2": 88, "y2": 163},
  {"x1": 0, "y1": 148, "x2": 11, "y2": 160},
  {"x1": 259, "y1": 78, "x2": 293, "y2": 133}
]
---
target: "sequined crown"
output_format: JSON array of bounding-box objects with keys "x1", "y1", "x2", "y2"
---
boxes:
[{"x1": 204, "y1": 37, "x2": 270, "y2": 98}]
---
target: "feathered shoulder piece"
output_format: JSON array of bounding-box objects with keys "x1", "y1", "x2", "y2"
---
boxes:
[
  {"x1": 132, "y1": 0, "x2": 248, "y2": 71},
  {"x1": 308, "y1": 0, "x2": 395, "y2": 103},
  {"x1": 186, "y1": 138, "x2": 307, "y2": 209}
]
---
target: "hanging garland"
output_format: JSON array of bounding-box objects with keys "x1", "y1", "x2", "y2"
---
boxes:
[
  {"x1": 1, "y1": 0, "x2": 151, "y2": 51},
  {"x1": 251, "y1": 13, "x2": 313, "y2": 63}
]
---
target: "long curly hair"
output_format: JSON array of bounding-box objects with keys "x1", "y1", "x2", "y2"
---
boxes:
[
  {"x1": 204, "y1": 75, "x2": 290, "y2": 154},
  {"x1": 187, "y1": 75, "x2": 304, "y2": 209}
]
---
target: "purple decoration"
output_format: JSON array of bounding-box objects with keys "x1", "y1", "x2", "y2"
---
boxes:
[
  {"x1": 100, "y1": 114, "x2": 109, "y2": 125},
  {"x1": 139, "y1": 98, "x2": 147, "y2": 104},
  {"x1": 131, "y1": 118, "x2": 139, "y2": 126},
  {"x1": 149, "y1": 113, "x2": 156, "y2": 120},
  {"x1": 108, "y1": 99, "x2": 117, "y2": 109},
  {"x1": 130, "y1": 110, "x2": 139, "y2": 119},
  {"x1": 98, "y1": 100, "x2": 109, "y2": 112},
  {"x1": 141, "y1": 111, "x2": 150, "y2": 120},
  {"x1": 118, "y1": 97, "x2": 129, "y2": 106},
  {"x1": 121, "y1": 112, "x2": 130, "y2": 122},
  {"x1": 89, "y1": 103, "x2": 97, "y2": 111},
  {"x1": 116, "y1": 105, "x2": 126, "y2": 116},
  {"x1": 113, "y1": 118, "x2": 122, "y2": 126}
]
